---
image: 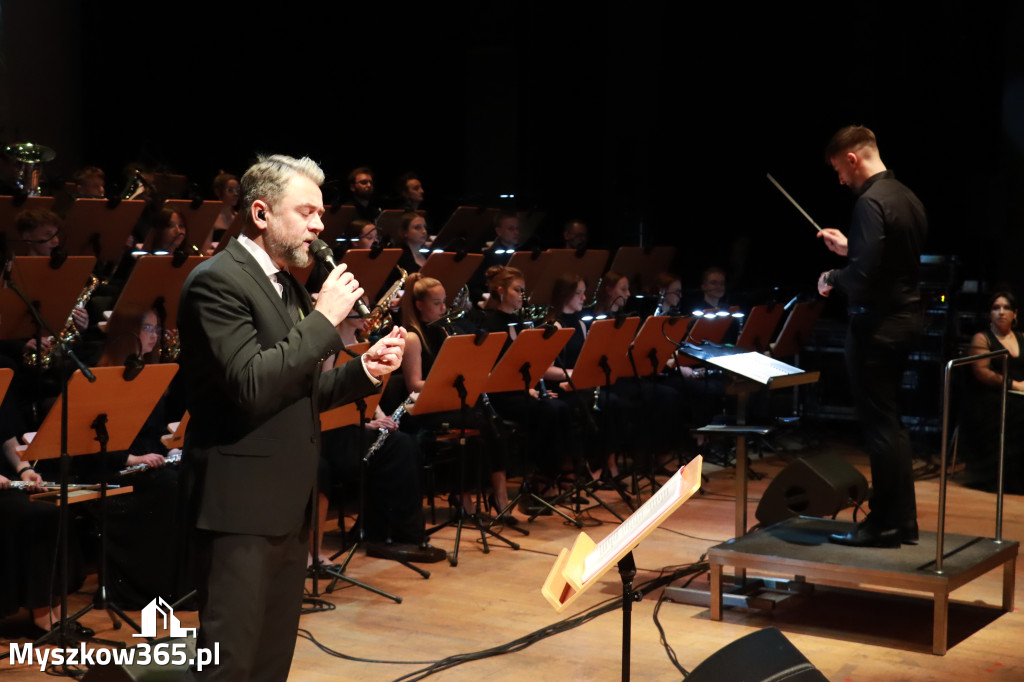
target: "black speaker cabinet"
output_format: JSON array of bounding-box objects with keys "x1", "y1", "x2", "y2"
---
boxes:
[
  {"x1": 687, "y1": 627, "x2": 828, "y2": 682},
  {"x1": 755, "y1": 452, "x2": 869, "y2": 526}
]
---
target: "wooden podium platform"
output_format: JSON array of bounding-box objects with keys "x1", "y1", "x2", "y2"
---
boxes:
[{"x1": 702, "y1": 516, "x2": 1018, "y2": 655}]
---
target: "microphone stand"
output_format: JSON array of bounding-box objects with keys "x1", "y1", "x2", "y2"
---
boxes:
[{"x1": 5, "y1": 275, "x2": 95, "y2": 651}]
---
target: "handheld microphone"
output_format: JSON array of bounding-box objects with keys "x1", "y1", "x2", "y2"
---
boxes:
[{"x1": 309, "y1": 238, "x2": 372, "y2": 318}]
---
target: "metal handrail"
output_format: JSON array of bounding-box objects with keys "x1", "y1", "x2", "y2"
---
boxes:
[{"x1": 937, "y1": 348, "x2": 1009, "y2": 573}]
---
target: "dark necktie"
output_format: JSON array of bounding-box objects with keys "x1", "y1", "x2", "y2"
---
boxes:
[{"x1": 277, "y1": 270, "x2": 302, "y2": 324}]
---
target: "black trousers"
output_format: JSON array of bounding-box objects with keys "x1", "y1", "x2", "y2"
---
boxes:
[
  {"x1": 845, "y1": 309, "x2": 922, "y2": 528},
  {"x1": 187, "y1": 527, "x2": 308, "y2": 681}
]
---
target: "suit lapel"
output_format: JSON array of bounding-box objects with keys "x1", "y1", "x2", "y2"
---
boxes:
[{"x1": 224, "y1": 238, "x2": 294, "y2": 329}]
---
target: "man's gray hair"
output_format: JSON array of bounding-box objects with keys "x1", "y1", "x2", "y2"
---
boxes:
[{"x1": 240, "y1": 154, "x2": 325, "y2": 229}]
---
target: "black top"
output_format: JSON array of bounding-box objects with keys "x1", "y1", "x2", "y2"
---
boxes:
[
  {"x1": 555, "y1": 311, "x2": 587, "y2": 369},
  {"x1": 979, "y1": 328, "x2": 1024, "y2": 387},
  {"x1": 830, "y1": 170, "x2": 927, "y2": 312}
]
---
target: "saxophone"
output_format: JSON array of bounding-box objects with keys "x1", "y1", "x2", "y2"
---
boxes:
[
  {"x1": 364, "y1": 395, "x2": 414, "y2": 460},
  {"x1": 357, "y1": 266, "x2": 408, "y2": 341},
  {"x1": 24, "y1": 275, "x2": 99, "y2": 369},
  {"x1": 161, "y1": 328, "x2": 181, "y2": 361}
]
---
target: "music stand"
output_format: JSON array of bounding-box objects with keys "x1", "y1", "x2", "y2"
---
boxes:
[
  {"x1": 160, "y1": 411, "x2": 189, "y2": 451},
  {"x1": 313, "y1": 350, "x2": 426, "y2": 602},
  {"x1": 108, "y1": 255, "x2": 204, "y2": 332},
  {"x1": 630, "y1": 315, "x2": 690, "y2": 378},
  {"x1": 536, "y1": 249, "x2": 610, "y2": 304},
  {"x1": 320, "y1": 203, "x2": 357, "y2": 246},
  {"x1": 410, "y1": 331, "x2": 517, "y2": 566},
  {"x1": 542, "y1": 459, "x2": 703, "y2": 682},
  {"x1": 770, "y1": 300, "x2": 824, "y2": 360},
  {"x1": 516, "y1": 208, "x2": 545, "y2": 247},
  {"x1": 430, "y1": 206, "x2": 498, "y2": 253},
  {"x1": 554, "y1": 317, "x2": 641, "y2": 517},
  {"x1": 420, "y1": 252, "x2": 484, "y2": 305},
  {"x1": 608, "y1": 246, "x2": 676, "y2": 294},
  {"x1": 339, "y1": 248, "x2": 403, "y2": 298},
  {"x1": 24, "y1": 365, "x2": 178, "y2": 643},
  {"x1": 735, "y1": 303, "x2": 787, "y2": 353},
  {"x1": 63, "y1": 198, "x2": 145, "y2": 263},
  {"x1": 482, "y1": 326, "x2": 577, "y2": 526},
  {"x1": 676, "y1": 312, "x2": 735, "y2": 367},
  {"x1": 676, "y1": 343, "x2": 819, "y2": 540},
  {"x1": 374, "y1": 209, "x2": 415, "y2": 247},
  {"x1": 506, "y1": 251, "x2": 551, "y2": 303},
  {"x1": 207, "y1": 213, "x2": 244, "y2": 256},
  {"x1": 0, "y1": 256, "x2": 97, "y2": 339},
  {"x1": 162, "y1": 199, "x2": 223, "y2": 251},
  {"x1": 0, "y1": 195, "x2": 56, "y2": 250}
]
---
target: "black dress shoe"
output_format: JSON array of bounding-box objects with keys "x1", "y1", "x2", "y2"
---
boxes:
[
  {"x1": 366, "y1": 541, "x2": 448, "y2": 564},
  {"x1": 901, "y1": 519, "x2": 919, "y2": 544},
  {"x1": 29, "y1": 619, "x2": 95, "y2": 640},
  {"x1": 829, "y1": 524, "x2": 901, "y2": 548},
  {"x1": 487, "y1": 495, "x2": 519, "y2": 526}
]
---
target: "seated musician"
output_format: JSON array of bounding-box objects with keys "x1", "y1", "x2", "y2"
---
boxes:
[
  {"x1": 74, "y1": 306, "x2": 191, "y2": 607},
  {"x1": 13, "y1": 210, "x2": 90, "y2": 337},
  {"x1": 0, "y1": 417, "x2": 90, "y2": 636},
  {"x1": 310, "y1": 306, "x2": 447, "y2": 564},
  {"x1": 683, "y1": 266, "x2": 729, "y2": 313},
  {"x1": 963, "y1": 290, "x2": 1024, "y2": 493},
  {"x1": 211, "y1": 171, "x2": 240, "y2": 236},
  {"x1": 395, "y1": 211, "x2": 430, "y2": 273},
  {"x1": 543, "y1": 273, "x2": 631, "y2": 486},
  {"x1": 471, "y1": 266, "x2": 575, "y2": 513},
  {"x1": 395, "y1": 273, "x2": 517, "y2": 523},
  {"x1": 144, "y1": 206, "x2": 189, "y2": 253},
  {"x1": 589, "y1": 270, "x2": 631, "y2": 318},
  {"x1": 73, "y1": 166, "x2": 106, "y2": 199},
  {"x1": 395, "y1": 172, "x2": 425, "y2": 213}
]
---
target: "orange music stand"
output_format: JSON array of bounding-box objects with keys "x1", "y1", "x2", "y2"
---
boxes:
[
  {"x1": 431, "y1": 206, "x2": 498, "y2": 253},
  {"x1": 0, "y1": 256, "x2": 97, "y2": 339},
  {"x1": 109, "y1": 255, "x2": 204, "y2": 330},
  {"x1": 630, "y1": 315, "x2": 691, "y2": 378},
  {"x1": 410, "y1": 331, "x2": 515, "y2": 564},
  {"x1": 63, "y1": 198, "x2": 145, "y2": 262},
  {"x1": 735, "y1": 303, "x2": 787, "y2": 353},
  {"x1": 420, "y1": 252, "x2": 485, "y2": 305}
]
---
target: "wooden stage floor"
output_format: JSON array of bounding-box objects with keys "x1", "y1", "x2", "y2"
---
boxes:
[{"x1": 2, "y1": 439, "x2": 1023, "y2": 680}]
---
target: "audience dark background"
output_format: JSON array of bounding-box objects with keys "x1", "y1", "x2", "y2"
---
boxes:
[{"x1": 1, "y1": 1, "x2": 1021, "y2": 296}]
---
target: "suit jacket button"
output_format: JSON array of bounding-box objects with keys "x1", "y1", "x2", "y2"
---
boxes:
[{"x1": 310, "y1": 436, "x2": 317, "y2": 444}]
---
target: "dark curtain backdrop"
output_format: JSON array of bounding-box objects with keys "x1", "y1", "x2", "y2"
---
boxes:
[{"x1": 0, "y1": 1, "x2": 1015, "y2": 297}]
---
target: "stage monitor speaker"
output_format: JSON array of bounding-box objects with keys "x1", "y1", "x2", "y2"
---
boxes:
[
  {"x1": 81, "y1": 637, "x2": 195, "y2": 682},
  {"x1": 687, "y1": 627, "x2": 828, "y2": 682},
  {"x1": 755, "y1": 452, "x2": 868, "y2": 526}
]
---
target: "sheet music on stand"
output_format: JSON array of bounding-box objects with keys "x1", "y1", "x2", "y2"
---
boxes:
[
  {"x1": 706, "y1": 352, "x2": 804, "y2": 386},
  {"x1": 676, "y1": 341, "x2": 818, "y2": 390},
  {"x1": 541, "y1": 456, "x2": 703, "y2": 612}
]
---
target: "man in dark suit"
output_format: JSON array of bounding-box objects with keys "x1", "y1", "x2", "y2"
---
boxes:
[
  {"x1": 179, "y1": 154, "x2": 405, "y2": 681},
  {"x1": 817, "y1": 126, "x2": 926, "y2": 548}
]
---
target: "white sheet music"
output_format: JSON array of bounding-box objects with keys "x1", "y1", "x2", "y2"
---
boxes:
[
  {"x1": 582, "y1": 466, "x2": 687, "y2": 584},
  {"x1": 706, "y1": 351, "x2": 803, "y2": 385}
]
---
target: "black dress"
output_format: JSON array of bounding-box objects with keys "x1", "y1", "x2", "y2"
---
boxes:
[{"x1": 964, "y1": 328, "x2": 1024, "y2": 493}]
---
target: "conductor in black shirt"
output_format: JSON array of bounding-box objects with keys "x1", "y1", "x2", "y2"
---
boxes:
[{"x1": 816, "y1": 125, "x2": 927, "y2": 548}]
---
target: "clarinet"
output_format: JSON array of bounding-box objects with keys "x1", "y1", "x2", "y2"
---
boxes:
[{"x1": 365, "y1": 395, "x2": 414, "y2": 460}]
